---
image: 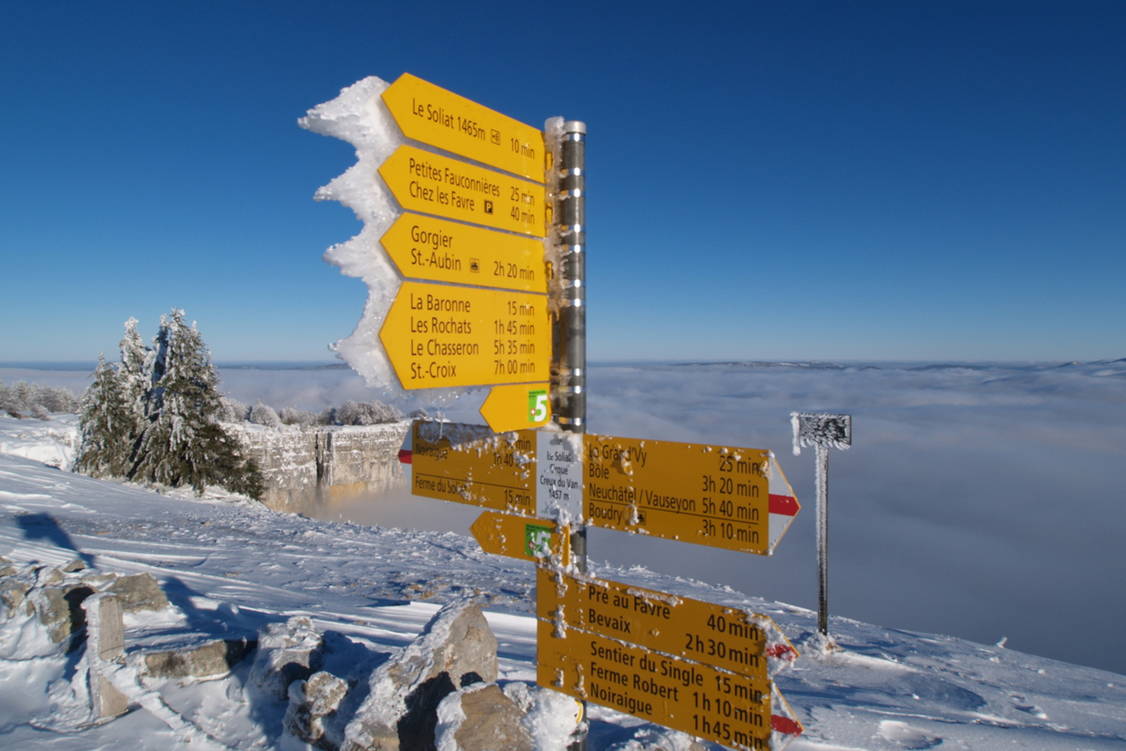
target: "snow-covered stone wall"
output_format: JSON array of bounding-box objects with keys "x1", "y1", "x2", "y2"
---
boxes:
[{"x1": 228, "y1": 422, "x2": 409, "y2": 513}]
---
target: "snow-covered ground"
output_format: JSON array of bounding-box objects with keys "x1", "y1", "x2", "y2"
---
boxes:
[
  {"x1": 0, "y1": 414, "x2": 79, "y2": 470},
  {"x1": 193, "y1": 358, "x2": 1126, "y2": 677},
  {"x1": 1, "y1": 414, "x2": 1125, "y2": 749}
]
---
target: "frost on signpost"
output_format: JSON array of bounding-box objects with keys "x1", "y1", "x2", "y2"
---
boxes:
[
  {"x1": 299, "y1": 75, "x2": 554, "y2": 428},
  {"x1": 298, "y1": 77, "x2": 405, "y2": 391},
  {"x1": 791, "y1": 412, "x2": 852, "y2": 641}
]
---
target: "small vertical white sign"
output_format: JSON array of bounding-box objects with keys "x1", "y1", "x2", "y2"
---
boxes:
[{"x1": 536, "y1": 431, "x2": 583, "y2": 523}]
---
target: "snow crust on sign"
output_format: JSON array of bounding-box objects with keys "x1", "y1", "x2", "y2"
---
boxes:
[
  {"x1": 537, "y1": 427, "x2": 584, "y2": 530},
  {"x1": 298, "y1": 78, "x2": 511, "y2": 416},
  {"x1": 4, "y1": 419, "x2": 1126, "y2": 749},
  {"x1": 790, "y1": 412, "x2": 851, "y2": 455},
  {"x1": 298, "y1": 77, "x2": 403, "y2": 392}
]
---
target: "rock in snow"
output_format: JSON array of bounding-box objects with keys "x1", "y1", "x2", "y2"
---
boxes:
[
  {"x1": 285, "y1": 670, "x2": 350, "y2": 749},
  {"x1": 105, "y1": 573, "x2": 170, "y2": 613},
  {"x1": 141, "y1": 636, "x2": 256, "y2": 681},
  {"x1": 435, "y1": 682, "x2": 534, "y2": 751},
  {"x1": 250, "y1": 615, "x2": 326, "y2": 701},
  {"x1": 341, "y1": 597, "x2": 498, "y2": 751}
]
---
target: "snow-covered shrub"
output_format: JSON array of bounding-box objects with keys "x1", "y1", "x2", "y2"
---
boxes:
[
  {"x1": 0, "y1": 380, "x2": 79, "y2": 418},
  {"x1": 329, "y1": 400, "x2": 402, "y2": 426},
  {"x1": 31, "y1": 384, "x2": 79, "y2": 414},
  {"x1": 219, "y1": 396, "x2": 248, "y2": 423},
  {"x1": 0, "y1": 382, "x2": 27, "y2": 417},
  {"x1": 279, "y1": 407, "x2": 317, "y2": 426},
  {"x1": 316, "y1": 401, "x2": 401, "y2": 426},
  {"x1": 247, "y1": 402, "x2": 281, "y2": 427}
]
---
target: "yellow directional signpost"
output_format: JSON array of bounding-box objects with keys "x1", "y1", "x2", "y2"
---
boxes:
[
  {"x1": 380, "y1": 281, "x2": 549, "y2": 390},
  {"x1": 536, "y1": 568, "x2": 788, "y2": 679},
  {"x1": 584, "y1": 434, "x2": 773, "y2": 555},
  {"x1": 382, "y1": 72, "x2": 546, "y2": 183},
  {"x1": 316, "y1": 72, "x2": 810, "y2": 746},
  {"x1": 537, "y1": 620, "x2": 774, "y2": 749},
  {"x1": 381, "y1": 213, "x2": 547, "y2": 294},
  {"x1": 470, "y1": 511, "x2": 563, "y2": 563},
  {"x1": 409, "y1": 422, "x2": 537, "y2": 515},
  {"x1": 480, "y1": 382, "x2": 551, "y2": 432},
  {"x1": 379, "y1": 145, "x2": 546, "y2": 237},
  {"x1": 376, "y1": 89, "x2": 552, "y2": 425}
]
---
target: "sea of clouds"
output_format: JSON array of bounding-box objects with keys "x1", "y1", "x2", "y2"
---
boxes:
[{"x1": 4, "y1": 358, "x2": 1124, "y2": 675}]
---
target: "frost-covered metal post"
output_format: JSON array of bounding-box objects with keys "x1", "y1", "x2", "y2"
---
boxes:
[
  {"x1": 546, "y1": 117, "x2": 587, "y2": 561},
  {"x1": 546, "y1": 116, "x2": 587, "y2": 750},
  {"x1": 546, "y1": 119, "x2": 586, "y2": 434},
  {"x1": 792, "y1": 412, "x2": 852, "y2": 637}
]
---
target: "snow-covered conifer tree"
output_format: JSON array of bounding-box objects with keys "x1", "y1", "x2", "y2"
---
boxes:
[
  {"x1": 118, "y1": 317, "x2": 151, "y2": 418},
  {"x1": 130, "y1": 310, "x2": 263, "y2": 498},
  {"x1": 75, "y1": 355, "x2": 135, "y2": 477},
  {"x1": 111, "y1": 316, "x2": 151, "y2": 457}
]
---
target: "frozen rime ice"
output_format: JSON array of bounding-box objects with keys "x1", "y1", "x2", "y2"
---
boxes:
[
  {"x1": 299, "y1": 77, "x2": 402, "y2": 391},
  {"x1": 300, "y1": 77, "x2": 486, "y2": 411},
  {"x1": 790, "y1": 411, "x2": 852, "y2": 455},
  {"x1": 299, "y1": 79, "x2": 560, "y2": 418}
]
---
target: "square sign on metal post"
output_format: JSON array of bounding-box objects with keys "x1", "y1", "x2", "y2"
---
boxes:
[
  {"x1": 791, "y1": 413, "x2": 852, "y2": 640},
  {"x1": 793, "y1": 413, "x2": 852, "y2": 452}
]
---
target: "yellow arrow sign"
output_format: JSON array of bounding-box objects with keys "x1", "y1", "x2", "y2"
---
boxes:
[
  {"x1": 410, "y1": 421, "x2": 538, "y2": 515},
  {"x1": 470, "y1": 512, "x2": 563, "y2": 563},
  {"x1": 381, "y1": 213, "x2": 547, "y2": 293},
  {"x1": 379, "y1": 145, "x2": 546, "y2": 237},
  {"x1": 382, "y1": 73, "x2": 545, "y2": 183},
  {"x1": 537, "y1": 619, "x2": 775, "y2": 748},
  {"x1": 583, "y1": 434, "x2": 774, "y2": 555},
  {"x1": 536, "y1": 568, "x2": 798, "y2": 680},
  {"x1": 480, "y1": 383, "x2": 551, "y2": 433},
  {"x1": 380, "y1": 281, "x2": 549, "y2": 390}
]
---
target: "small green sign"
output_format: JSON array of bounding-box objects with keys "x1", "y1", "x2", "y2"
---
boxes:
[
  {"x1": 528, "y1": 389, "x2": 548, "y2": 422},
  {"x1": 524, "y1": 523, "x2": 553, "y2": 558}
]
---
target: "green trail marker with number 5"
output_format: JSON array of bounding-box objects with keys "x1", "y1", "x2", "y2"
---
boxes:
[
  {"x1": 471, "y1": 511, "x2": 565, "y2": 563},
  {"x1": 481, "y1": 382, "x2": 552, "y2": 432}
]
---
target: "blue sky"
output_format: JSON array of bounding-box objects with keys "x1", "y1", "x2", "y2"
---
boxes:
[{"x1": 2, "y1": 1, "x2": 1123, "y2": 363}]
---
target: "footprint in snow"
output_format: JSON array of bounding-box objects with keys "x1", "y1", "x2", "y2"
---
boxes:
[{"x1": 877, "y1": 720, "x2": 943, "y2": 749}]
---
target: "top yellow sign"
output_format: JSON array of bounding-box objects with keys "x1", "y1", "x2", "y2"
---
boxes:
[{"x1": 383, "y1": 73, "x2": 546, "y2": 183}]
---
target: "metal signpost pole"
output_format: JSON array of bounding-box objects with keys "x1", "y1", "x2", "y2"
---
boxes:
[
  {"x1": 548, "y1": 117, "x2": 587, "y2": 750},
  {"x1": 815, "y1": 442, "x2": 830, "y2": 636},
  {"x1": 792, "y1": 412, "x2": 852, "y2": 640},
  {"x1": 549, "y1": 118, "x2": 587, "y2": 552}
]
